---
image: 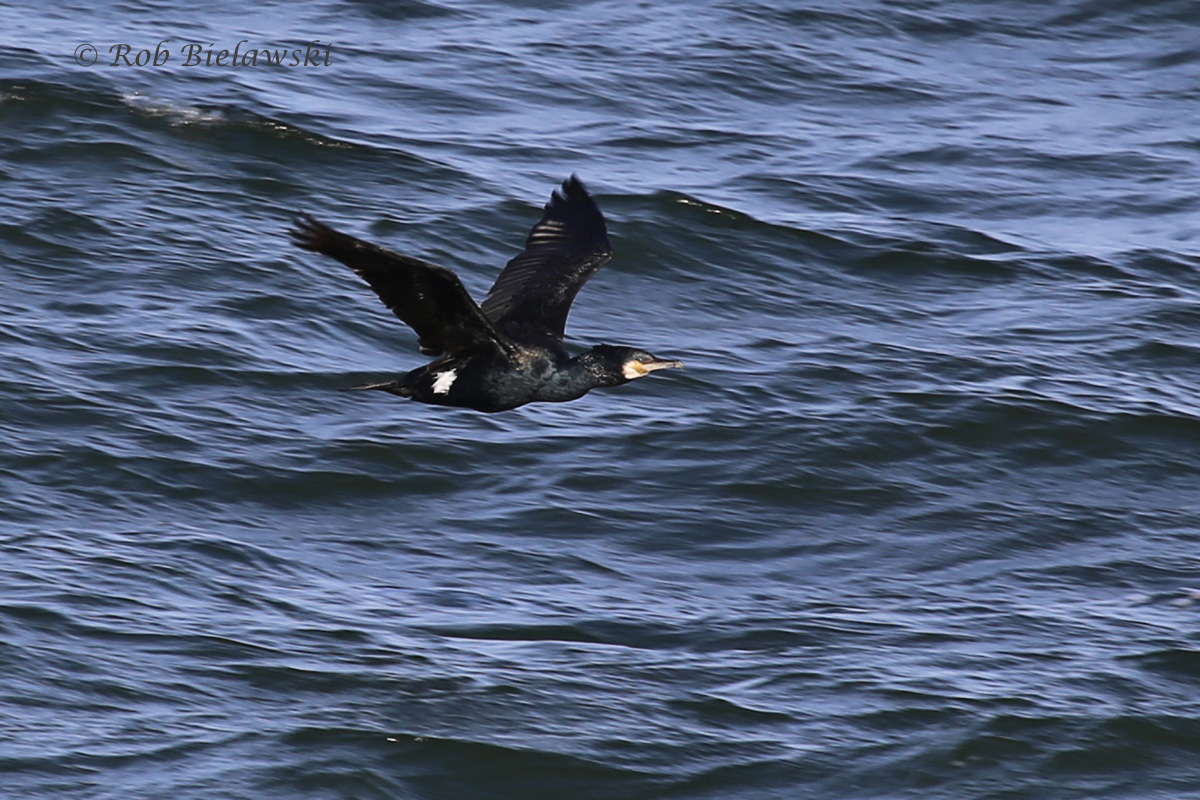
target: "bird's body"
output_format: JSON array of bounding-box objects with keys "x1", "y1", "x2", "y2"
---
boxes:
[{"x1": 291, "y1": 176, "x2": 681, "y2": 412}]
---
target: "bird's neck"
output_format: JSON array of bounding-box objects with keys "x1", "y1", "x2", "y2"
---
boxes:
[{"x1": 532, "y1": 351, "x2": 619, "y2": 403}]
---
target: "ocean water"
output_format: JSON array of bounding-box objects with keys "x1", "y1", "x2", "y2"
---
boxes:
[{"x1": 3, "y1": 1, "x2": 1200, "y2": 798}]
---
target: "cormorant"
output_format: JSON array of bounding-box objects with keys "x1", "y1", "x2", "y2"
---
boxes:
[{"x1": 290, "y1": 175, "x2": 682, "y2": 413}]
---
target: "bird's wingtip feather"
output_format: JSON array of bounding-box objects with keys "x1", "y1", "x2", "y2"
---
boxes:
[{"x1": 289, "y1": 213, "x2": 340, "y2": 253}]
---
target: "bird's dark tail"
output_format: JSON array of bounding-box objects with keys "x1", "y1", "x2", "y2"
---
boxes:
[{"x1": 339, "y1": 380, "x2": 412, "y2": 397}]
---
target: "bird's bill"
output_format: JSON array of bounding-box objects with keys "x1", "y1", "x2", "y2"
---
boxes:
[{"x1": 623, "y1": 358, "x2": 684, "y2": 380}]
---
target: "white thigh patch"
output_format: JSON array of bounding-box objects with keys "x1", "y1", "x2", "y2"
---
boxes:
[{"x1": 431, "y1": 369, "x2": 458, "y2": 395}]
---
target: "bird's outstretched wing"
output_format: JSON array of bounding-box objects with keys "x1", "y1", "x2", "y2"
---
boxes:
[
  {"x1": 480, "y1": 175, "x2": 613, "y2": 342},
  {"x1": 291, "y1": 214, "x2": 515, "y2": 359}
]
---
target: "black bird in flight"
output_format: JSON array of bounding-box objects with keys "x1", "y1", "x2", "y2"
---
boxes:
[{"x1": 290, "y1": 175, "x2": 682, "y2": 412}]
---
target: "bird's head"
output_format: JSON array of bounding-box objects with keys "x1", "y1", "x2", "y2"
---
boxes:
[{"x1": 584, "y1": 344, "x2": 684, "y2": 387}]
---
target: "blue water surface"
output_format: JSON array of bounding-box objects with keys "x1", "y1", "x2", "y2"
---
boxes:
[{"x1": 2, "y1": 1, "x2": 1200, "y2": 798}]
